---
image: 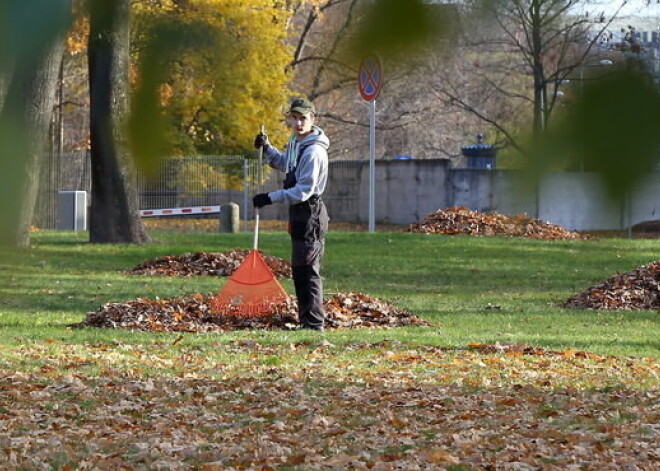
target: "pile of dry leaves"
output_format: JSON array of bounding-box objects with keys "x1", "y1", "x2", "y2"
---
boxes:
[
  {"x1": 564, "y1": 260, "x2": 660, "y2": 310},
  {"x1": 127, "y1": 250, "x2": 291, "y2": 278},
  {"x1": 79, "y1": 292, "x2": 429, "y2": 332},
  {"x1": 408, "y1": 206, "x2": 587, "y2": 240}
]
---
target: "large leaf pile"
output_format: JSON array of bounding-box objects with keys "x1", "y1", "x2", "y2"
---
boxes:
[
  {"x1": 127, "y1": 250, "x2": 292, "y2": 278},
  {"x1": 408, "y1": 206, "x2": 587, "y2": 240},
  {"x1": 79, "y1": 292, "x2": 429, "y2": 332},
  {"x1": 564, "y1": 260, "x2": 660, "y2": 310}
]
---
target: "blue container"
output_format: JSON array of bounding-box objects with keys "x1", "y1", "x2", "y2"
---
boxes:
[{"x1": 461, "y1": 134, "x2": 497, "y2": 169}]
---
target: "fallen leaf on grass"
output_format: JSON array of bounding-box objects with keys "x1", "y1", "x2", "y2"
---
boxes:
[{"x1": 425, "y1": 448, "x2": 460, "y2": 464}]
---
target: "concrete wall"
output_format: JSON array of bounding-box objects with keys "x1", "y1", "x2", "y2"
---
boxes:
[
  {"x1": 537, "y1": 173, "x2": 622, "y2": 231},
  {"x1": 451, "y1": 170, "x2": 538, "y2": 217},
  {"x1": 258, "y1": 159, "x2": 453, "y2": 225},
  {"x1": 449, "y1": 170, "x2": 660, "y2": 231},
  {"x1": 375, "y1": 159, "x2": 452, "y2": 224},
  {"x1": 630, "y1": 174, "x2": 660, "y2": 228},
  {"x1": 450, "y1": 170, "x2": 660, "y2": 231},
  {"x1": 257, "y1": 159, "x2": 660, "y2": 231}
]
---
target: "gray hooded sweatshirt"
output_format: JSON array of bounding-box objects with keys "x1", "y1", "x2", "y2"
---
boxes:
[{"x1": 265, "y1": 126, "x2": 329, "y2": 205}]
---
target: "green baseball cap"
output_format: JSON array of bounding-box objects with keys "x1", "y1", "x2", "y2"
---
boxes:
[{"x1": 289, "y1": 97, "x2": 315, "y2": 114}]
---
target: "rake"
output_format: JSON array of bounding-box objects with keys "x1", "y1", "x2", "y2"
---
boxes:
[{"x1": 211, "y1": 128, "x2": 289, "y2": 317}]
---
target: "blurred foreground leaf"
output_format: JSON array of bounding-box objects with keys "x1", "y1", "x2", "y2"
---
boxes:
[
  {"x1": 0, "y1": 0, "x2": 71, "y2": 246},
  {"x1": 0, "y1": 121, "x2": 28, "y2": 245},
  {"x1": 129, "y1": 14, "x2": 231, "y2": 174},
  {"x1": 0, "y1": 0, "x2": 69, "y2": 71},
  {"x1": 562, "y1": 65, "x2": 660, "y2": 199},
  {"x1": 346, "y1": 0, "x2": 448, "y2": 61}
]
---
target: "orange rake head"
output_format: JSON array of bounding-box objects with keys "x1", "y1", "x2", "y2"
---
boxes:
[{"x1": 211, "y1": 249, "x2": 289, "y2": 317}]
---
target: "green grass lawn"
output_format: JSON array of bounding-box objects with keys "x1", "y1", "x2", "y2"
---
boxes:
[
  {"x1": 0, "y1": 229, "x2": 658, "y2": 358},
  {"x1": 1, "y1": 230, "x2": 659, "y2": 469}
]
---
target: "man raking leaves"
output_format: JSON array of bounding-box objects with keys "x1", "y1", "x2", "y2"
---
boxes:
[
  {"x1": 253, "y1": 97, "x2": 330, "y2": 331},
  {"x1": 211, "y1": 125, "x2": 289, "y2": 317}
]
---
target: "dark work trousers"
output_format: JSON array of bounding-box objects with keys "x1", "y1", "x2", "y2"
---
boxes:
[{"x1": 289, "y1": 196, "x2": 328, "y2": 329}]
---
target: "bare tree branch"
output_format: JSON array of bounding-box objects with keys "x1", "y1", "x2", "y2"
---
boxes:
[{"x1": 429, "y1": 86, "x2": 526, "y2": 156}]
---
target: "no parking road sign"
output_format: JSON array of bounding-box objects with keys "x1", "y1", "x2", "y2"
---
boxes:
[
  {"x1": 358, "y1": 53, "x2": 382, "y2": 233},
  {"x1": 358, "y1": 54, "x2": 383, "y2": 102}
]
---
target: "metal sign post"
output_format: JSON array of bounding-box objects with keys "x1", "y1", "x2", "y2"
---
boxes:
[
  {"x1": 368, "y1": 99, "x2": 376, "y2": 233},
  {"x1": 358, "y1": 54, "x2": 382, "y2": 233}
]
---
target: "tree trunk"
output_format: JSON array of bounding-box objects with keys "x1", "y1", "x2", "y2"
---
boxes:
[
  {"x1": 530, "y1": 0, "x2": 545, "y2": 137},
  {"x1": 88, "y1": 0, "x2": 150, "y2": 243},
  {"x1": 0, "y1": 3, "x2": 68, "y2": 247}
]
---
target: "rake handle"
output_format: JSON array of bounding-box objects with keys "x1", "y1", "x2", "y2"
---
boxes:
[
  {"x1": 254, "y1": 124, "x2": 265, "y2": 251},
  {"x1": 254, "y1": 207, "x2": 259, "y2": 250}
]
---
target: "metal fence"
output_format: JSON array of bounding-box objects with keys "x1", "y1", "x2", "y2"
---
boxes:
[
  {"x1": 136, "y1": 154, "x2": 279, "y2": 227},
  {"x1": 35, "y1": 152, "x2": 92, "y2": 229},
  {"x1": 137, "y1": 155, "x2": 251, "y2": 210},
  {"x1": 34, "y1": 152, "x2": 344, "y2": 230}
]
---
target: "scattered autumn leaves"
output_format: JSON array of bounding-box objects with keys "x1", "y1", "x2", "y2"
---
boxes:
[
  {"x1": 1, "y1": 340, "x2": 658, "y2": 470},
  {"x1": 5, "y1": 219, "x2": 660, "y2": 469}
]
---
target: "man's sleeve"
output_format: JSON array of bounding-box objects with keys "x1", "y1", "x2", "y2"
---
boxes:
[{"x1": 265, "y1": 146, "x2": 288, "y2": 172}]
